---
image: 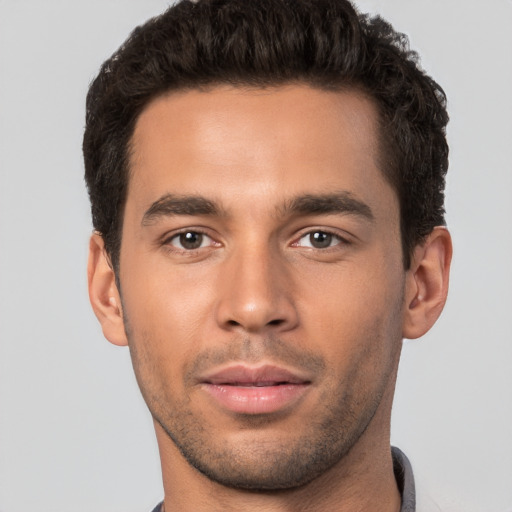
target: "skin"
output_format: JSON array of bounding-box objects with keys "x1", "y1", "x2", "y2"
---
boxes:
[{"x1": 88, "y1": 85, "x2": 452, "y2": 511}]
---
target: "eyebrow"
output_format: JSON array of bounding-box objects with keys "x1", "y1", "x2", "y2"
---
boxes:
[
  {"x1": 141, "y1": 194, "x2": 223, "y2": 226},
  {"x1": 141, "y1": 191, "x2": 374, "y2": 226},
  {"x1": 281, "y1": 192, "x2": 374, "y2": 222}
]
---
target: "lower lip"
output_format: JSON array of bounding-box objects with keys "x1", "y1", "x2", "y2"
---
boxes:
[{"x1": 201, "y1": 383, "x2": 309, "y2": 414}]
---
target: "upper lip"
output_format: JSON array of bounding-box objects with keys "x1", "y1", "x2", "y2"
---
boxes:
[{"x1": 199, "y1": 364, "x2": 311, "y2": 386}]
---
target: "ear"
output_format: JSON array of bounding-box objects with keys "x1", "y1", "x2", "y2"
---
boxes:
[
  {"x1": 87, "y1": 233, "x2": 128, "y2": 346},
  {"x1": 402, "y1": 227, "x2": 453, "y2": 339}
]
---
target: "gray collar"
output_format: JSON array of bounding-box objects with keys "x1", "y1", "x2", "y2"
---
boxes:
[{"x1": 392, "y1": 446, "x2": 416, "y2": 512}]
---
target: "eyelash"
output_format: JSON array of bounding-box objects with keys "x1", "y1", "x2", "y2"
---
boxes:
[
  {"x1": 292, "y1": 229, "x2": 350, "y2": 250},
  {"x1": 161, "y1": 229, "x2": 218, "y2": 255},
  {"x1": 160, "y1": 228, "x2": 351, "y2": 256}
]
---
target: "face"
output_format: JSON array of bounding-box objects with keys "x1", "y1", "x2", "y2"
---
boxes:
[{"x1": 119, "y1": 86, "x2": 406, "y2": 489}]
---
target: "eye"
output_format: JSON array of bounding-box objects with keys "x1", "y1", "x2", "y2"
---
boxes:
[
  {"x1": 295, "y1": 230, "x2": 343, "y2": 249},
  {"x1": 167, "y1": 231, "x2": 213, "y2": 250}
]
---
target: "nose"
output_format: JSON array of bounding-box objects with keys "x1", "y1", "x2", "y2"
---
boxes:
[{"x1": 214, "y1": 245, "x2": 299, "y2": 334}]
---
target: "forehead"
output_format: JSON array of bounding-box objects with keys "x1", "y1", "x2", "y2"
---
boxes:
[{"x1": 127, "y1": 85, "x2": 395, "y2": 219}]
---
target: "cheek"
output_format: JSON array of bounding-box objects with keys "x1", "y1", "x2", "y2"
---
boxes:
[
  {"x1": 298, "y1": 259, "x2": 404, "y2": 360},
  {"x1": 120, "y1": 256, "x2": 218, "y2": 336},
  {"x1": 121, "y1": 280, "x2": 205, "y2": 408},
  {"x1": 119, "y1": 265, "x2": 226, "y2": 408},
  {"x1": 309, "y1": 290, "x2": 403, "y2": 412}
]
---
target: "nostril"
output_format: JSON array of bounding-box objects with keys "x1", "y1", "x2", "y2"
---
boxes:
[{"x1": 225, "y1": 318, "x2": 285, "y2": 329}]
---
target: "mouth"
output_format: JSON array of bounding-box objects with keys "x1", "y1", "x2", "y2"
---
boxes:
[{"x1": 199, "y1": 365, "x2": 311, "y2": 415}]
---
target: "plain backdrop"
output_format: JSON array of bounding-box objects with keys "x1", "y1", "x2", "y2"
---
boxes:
[{"x1": 0, "y1": 1, "x2": 511, "y2": 511}]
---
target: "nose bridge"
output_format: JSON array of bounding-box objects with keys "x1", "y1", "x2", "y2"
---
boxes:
[{"x1": 215, "y1": 237, "x2": 297, "y2": 333}]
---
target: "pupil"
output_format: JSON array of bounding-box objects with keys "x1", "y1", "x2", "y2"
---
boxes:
[
  {"x1": 180, "y1": 232, "x2": 202, "y2": 249},
  {"x1": 310, "y1": 231, "x2": 332, "y2": 248}
]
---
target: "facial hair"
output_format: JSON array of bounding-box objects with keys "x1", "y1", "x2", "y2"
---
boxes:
[{"x1": 124, "y1": 323, "x2": 401, "y2": 491}]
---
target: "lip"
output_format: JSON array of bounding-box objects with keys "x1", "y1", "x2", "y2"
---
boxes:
[{"x1": 199, "y1": 364, "x2": 311, "y2": 415}]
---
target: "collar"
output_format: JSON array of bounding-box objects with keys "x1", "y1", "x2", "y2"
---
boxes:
[{"x1": 392, "y1": 446, "x2": 416, "y2": 512}]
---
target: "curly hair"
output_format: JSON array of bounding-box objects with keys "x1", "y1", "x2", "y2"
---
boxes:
[{"x1": 83, "y1": 0, "x2": 448, "y2": 271}]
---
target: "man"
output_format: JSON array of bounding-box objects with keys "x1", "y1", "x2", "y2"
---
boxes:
[{"x1": 84, "y1": 0, "x2": 452, "y2": 510}]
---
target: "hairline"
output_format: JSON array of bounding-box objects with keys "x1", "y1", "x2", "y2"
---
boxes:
[{"x1": 109, "y1": 81, "x2": 414, "y2": 274}]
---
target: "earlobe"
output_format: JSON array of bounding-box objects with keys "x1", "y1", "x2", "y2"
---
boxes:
[
  {"x1": 87, "y1": 233, "x2": 128, "y2": 346},
  {"x1": 402, "y1": 227, "x2": 452, "y2": 340}
]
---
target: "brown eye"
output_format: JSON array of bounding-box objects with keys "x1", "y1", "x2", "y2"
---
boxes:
[
  {"x1": 309, "y1": 231, "x2": 333, "y2": 248},
  {"x1": 168, "y1": 231, "x2": 209, "y2": 250},
  {"x1": 295, "y1": 230, "x2": 341, "y2": 249},
  {"x1": 180, "y1": 232, "x2": 203, "y2": 249}
]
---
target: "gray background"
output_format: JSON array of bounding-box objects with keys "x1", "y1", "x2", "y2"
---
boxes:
[{"x1": 0, "y1": 1, "x2": 511, "y2": 511}]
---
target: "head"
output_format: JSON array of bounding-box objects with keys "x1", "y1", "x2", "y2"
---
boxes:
[
  {"x1": 83, "y1": 0, "x2": 448, "y2": 273},
  {"x1": 85, "y1": 0, "x2": 451, "y2": 496}
]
